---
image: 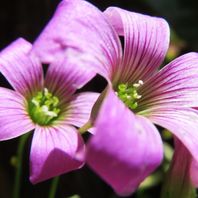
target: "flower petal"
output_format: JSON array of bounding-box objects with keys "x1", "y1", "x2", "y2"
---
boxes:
[
  {"x1": 149, "y1": 107, "x2": 198, "y2": 163},
  {"x1": 45, "y1": 59, "x2": 96, "y2": 102},
  {"x1": 62, "y1": 92, "x2": 99, "y2": 130},
  {"x1": 32, "y1": 0, "x2": 122, "y2": 80},
  {"x1": 30, "y1": 124, "x2": 85, "y2": 183},
  {"x1": 104, "y1": 7, "x2": 170, "y2": 83},
  {"x1": 87, "y1": 88, "x2": 163, "y2": 196},
  {"x1": 0, "y1": 38, "x2": 43, "y2": 97},
  {"x1": 139, "y1": 53, "x2": 198, "y2": 110},
  {"x1": 0, "y1": 88, "x2": 35, "y2": 140},
  {"x1": 161, "y1": 138, "x2": 194, "y2": 197},
  {"x1": 190, "y1": 159, "x2": 198, "y2": 187}
]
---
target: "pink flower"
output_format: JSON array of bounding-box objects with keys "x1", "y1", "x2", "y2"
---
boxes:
[
  {"x1": 0, "y1": 38, "x2": 98, "y2": 183},
  {"x1": 29, "y1": 0, "x2": 198, "y2": 195},
  {"x1": 86, "y1": 6, "x2": 198, "y2": 197}
]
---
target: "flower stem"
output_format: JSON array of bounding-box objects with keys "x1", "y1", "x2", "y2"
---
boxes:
[
  {"x1": 12, "y1": 133, "x2": 30, "y2": 198},
  {"x1": 48, "y1": 176, "x2": 60, "y2": 198},
  {"x1": 78, "y1": 120, "x2": 92, "y2": 134}
]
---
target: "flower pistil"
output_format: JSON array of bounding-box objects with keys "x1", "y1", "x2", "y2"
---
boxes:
[
  {"x1": 117, "y1": 80, "x2": 143, "y2": 110},
  {"x1": 28, "y1": 88, "x2": 60, "y2": 125}
]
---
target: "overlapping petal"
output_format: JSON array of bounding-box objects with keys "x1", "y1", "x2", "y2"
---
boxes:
[
  {"x1": 32, "y1": 0, "x2": 122, "y2": 80},
  {"x1": 62, "y1": 92, "x2": 99, "y2": 130},
  {"x1": 0, "y1": 38, "x2": 43, "y2": 98},
  {"x1": 149, "y1": 107, "x2": 198, "y2": 163},
  {"x1": 30, "y1": 124, "x2": 85, "y2": 184},
  {"x1": 45, "y1": 59, "x2": 96, "y2": 103},
  {"x1": 104, "y1": 7, "x2": 170, "y2": 83},
  {"x1": 0, "y1": 88, "x2": 35, "y2": 140},
  {"x1": 139, "y1": 53, "x2": 198, "y2": 111},
  {"x1": 87, "y1": 88, "x2": 163, "y2": 196}
]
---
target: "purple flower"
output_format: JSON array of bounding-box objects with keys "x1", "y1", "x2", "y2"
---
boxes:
[
  {"x1": 85, "y1": 6, "x2": 198, "y2": 197},
  {"x1": 28, "y1": 0, "x2": 198, "y2": 195},
  {"x1": 0, "y1": 38, "x2": 98, "y2": 183}
]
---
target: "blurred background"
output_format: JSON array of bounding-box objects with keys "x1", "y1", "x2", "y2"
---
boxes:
[{"x1": 0, "y1": 0, "x2": 197, "y2": 197}]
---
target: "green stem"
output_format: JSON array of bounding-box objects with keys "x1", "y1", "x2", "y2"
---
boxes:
[
  {"x1": 78, "y1": 120, "x2": 92, "y2": 134},
  {"x1": 79, "y1": 87, "x2": 109, "y2": 134},
  {"x1": 48, "y1": 176, "x2": 60, "y2": 198},
  {"x1": 12, "y1": 133, "x2": 30, "y2": 198}
]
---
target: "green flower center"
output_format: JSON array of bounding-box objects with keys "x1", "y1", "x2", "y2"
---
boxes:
[
  {"x1": 117, "y1": 80, "x2": 143, "y2": 110},
  {"x1": 28, "y1": 88, "x2": 60, "y2": 125}
]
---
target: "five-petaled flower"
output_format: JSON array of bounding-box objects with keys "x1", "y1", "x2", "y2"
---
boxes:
[
  {"x1": 84, "y1": 3, "x2": 198, "y2": 196},
  {"x1": 0, "y1": 38, "x2": 98, "y2": 183},
  {"x1": 31, "y1": 0, "x2": 198, "y2": 195}
]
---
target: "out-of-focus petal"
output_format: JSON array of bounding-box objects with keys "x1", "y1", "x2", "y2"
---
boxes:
[
  {"x1": 0, "y1": 38, "x2": 43, "y2": 98},
  {"x1": 30, "y1": 124, "x2": 85, "y2": 183},
  {"x1": 62, "y1": 92, "x2": 99, "y2": 131},
  {"x1": 45, "y1": 59, "x2": 96, "y2": 103},
  {"x1": 190, "y1": 159, "x2": 198, "y2": 187},
  {"x1": 139, "y1": 53, "x2": 198, "y2": 111},
  {"x1": 149, "y1": 107, "x2": 198, "y2": 163},
  {"x1": 0, "y1": 88, "x2": 35, "y2": 140},
  {"x1": 104, "y1": 7, "x2": 169, "y2": 83},
  {"x1": 161, "y1": 138, "x2": 194, "y2": 197},
  {"x1": 32, "y1": 0, "x2": 122, "y2": 80},
  {"x1": 87, "y1": 88, "x2": 163, "y2": 196}
]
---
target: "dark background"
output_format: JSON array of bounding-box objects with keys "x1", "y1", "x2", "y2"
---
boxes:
[
  {"x1": 0, "y1": 0, "x2": 198, "y2": 197},
  {"x1": 1, "y1": 0, "x2": 198, "y2": 51}
]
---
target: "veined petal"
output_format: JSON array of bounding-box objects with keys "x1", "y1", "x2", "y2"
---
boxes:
[
  {"x1": 30, "y1": 124, "x2": 85, "y2": 183},
  {"x1": 139, "y1": 53, "x2": 198, "y2": 110},
  {"x1": 104, "y1": 7, "x2": 169, "y2": 83},
  {"x1": 32, "y1": 0, "x2": 122, "y2": 80},
  {"x1": 0, "y1": 88, "x2": 35, "y2": 140},
  {"x1": 45, "y1": 59, "x2": 96, "y2": 103},
  {"x1": 87, "y1": 88, "x2": 163, "y2": 196},
  {"x1": 0, "y1": 38, "x2": 43, "y2": 97},
  {"x1": 62, "y1": 92, "x2": 99, "y2": 131},
  {"x1": 190, "y1": 107, "x2": 198, "y2": 187},
  {"x1": 149, "y1": 107, "x2": 198, "y2": 164}
]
